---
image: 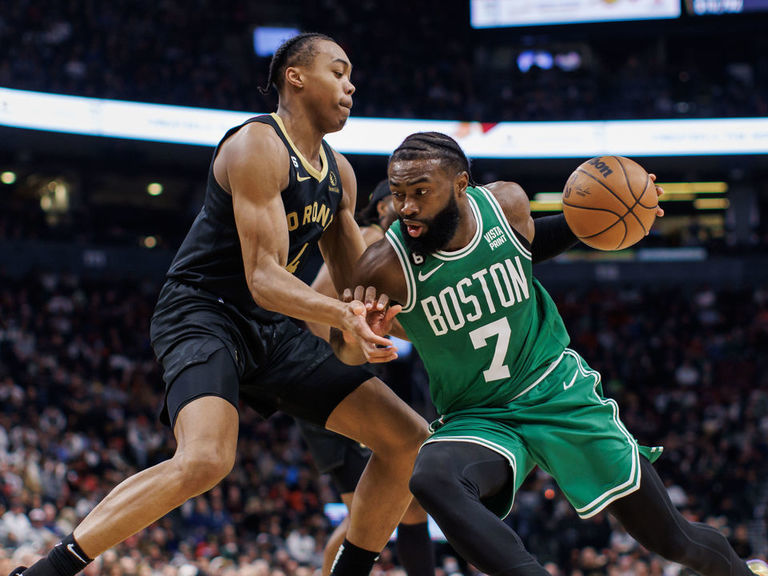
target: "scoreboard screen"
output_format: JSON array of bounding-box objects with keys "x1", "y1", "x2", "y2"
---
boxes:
[{"x1": 470, "y1": 0, "x2": 681, "y2": 28}]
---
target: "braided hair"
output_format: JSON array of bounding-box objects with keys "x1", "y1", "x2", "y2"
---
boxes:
[
  {"x1": 389, "y1": 132, "x2": 474, "y2": 184},
  {"x1": 259, "y1": 32, "x2": 336, "y2": 95}
]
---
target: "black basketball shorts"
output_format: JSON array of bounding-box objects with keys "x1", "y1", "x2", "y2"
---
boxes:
[
  {"x1": 150, "y1": 280, "x2": 374, "y2": 428},
  {"x1": 295, "y1": 418, "x2": 371, "y2": 494}
]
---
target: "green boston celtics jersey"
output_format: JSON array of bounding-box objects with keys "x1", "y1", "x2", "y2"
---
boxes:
[{"x1": 386, "y1": 185, "x2": 570, "y2": 415}]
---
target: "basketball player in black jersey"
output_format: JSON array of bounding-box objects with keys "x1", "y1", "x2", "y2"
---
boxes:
[{"x1": 8, "y1": 33, "x2": 428, "y2": 576}]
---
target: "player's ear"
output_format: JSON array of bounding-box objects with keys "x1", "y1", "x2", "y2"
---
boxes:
[
  {"x1": 455, "y1": 171, "x2": 469, "y2": 195},
  {"x1": 285, "y1": 66, "x2": 303, "y2": 89}
]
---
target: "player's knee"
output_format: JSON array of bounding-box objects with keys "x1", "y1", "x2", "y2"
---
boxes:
[
  {"x1": 400, "y1": 415, "x2": 430, "y2": 452},
  {"x1": 410, "y1": 451, "x2": 461, "y2": 508},
  {"x1": 371, "y1": 412, "x2": 428, "y2": 457},
  {"x1": 408, "y1": 470, "x2": 433, "y2": 505},
  {"x1": 172, "y1": 445, "x2": 235, "y2": 494}
]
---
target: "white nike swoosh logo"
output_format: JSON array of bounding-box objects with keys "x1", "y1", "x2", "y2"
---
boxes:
[
  {"x1": 67, "y1": 544, "x2": 87, "y2": 564},
  {"x1": 563, "y1": 372, "x2": 578, "y2": 390},
  {"x1": 417, "y1": 263, "x2": 444, "y2": 282},
  {"x1": 296, "y1": 175, "x2": 312, "y2": 182}
]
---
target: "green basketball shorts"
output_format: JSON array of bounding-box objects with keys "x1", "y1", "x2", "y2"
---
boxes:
[{"x1": 424, "y1": 348, "x2": 662, "y2": 519}]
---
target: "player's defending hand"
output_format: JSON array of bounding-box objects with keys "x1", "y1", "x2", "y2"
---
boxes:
[
  {"x1": 344, "y1": 286, "x2": 403, "y2": 338},
  {"x1": 332, "y1": 287, "x2": 399, "y2": 365}
]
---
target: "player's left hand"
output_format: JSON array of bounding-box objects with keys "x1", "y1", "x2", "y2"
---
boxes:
[
  {"x1": 340, "y1": 286, "x2": 401, "y2": 363},
  {"x1": 649, "y1": 174, "x2": 665, "y2": 218},
  {"x1": 345, "y1": 285, "x2": 402, "y2": 337}
]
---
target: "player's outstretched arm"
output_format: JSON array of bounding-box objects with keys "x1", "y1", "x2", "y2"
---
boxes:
[
  {"x1": 308, "y1": 225, "x2": 385, "y2": 342},
  {"x1": 222, "y1": 124, "x2": 391, "y2": 351},
  {"x1": 345, "y1": 238, "x2": 411, "y2": 342}
]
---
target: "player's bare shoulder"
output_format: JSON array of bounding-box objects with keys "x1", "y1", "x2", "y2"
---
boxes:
[
  {"x1": 483, "y1": 181, "x2": 534, "y2": 243},
  {"x1": 216, "y1": 122, "x2": 289, "y2": 194},
  {"x1": 355, "y1": 237, "x2": 407, "y2": 305}
]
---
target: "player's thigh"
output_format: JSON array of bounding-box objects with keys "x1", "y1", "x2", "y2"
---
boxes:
[
  {"x1": 418, "y1": 417, "x2": 534, "y2": 518},
  {"x1": 168, "y1": 348, "x2": 241, "y2": 471},
  {"x1": 164, "y1": 344, "x2": 240, "y2": 428},
  {"x1": 326, "y1": 376, "x2": 429, "y2": 453}
]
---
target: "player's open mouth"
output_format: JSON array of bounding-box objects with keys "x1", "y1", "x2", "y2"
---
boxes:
[{"x1": 405, "y1": 224, "x2": 424, "y2": 237}]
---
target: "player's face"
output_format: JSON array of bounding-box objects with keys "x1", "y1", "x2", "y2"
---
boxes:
[
  {"x1": 300, "y1": 40, "x2": 355, "y2": 133},
  {"x1": 389, "y1": 158, "x2": 461, "y2": 253}
]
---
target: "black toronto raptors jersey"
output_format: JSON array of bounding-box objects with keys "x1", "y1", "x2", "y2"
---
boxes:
[{"x1": 166, "y1": 113, "x2": 344, "y2": 321}]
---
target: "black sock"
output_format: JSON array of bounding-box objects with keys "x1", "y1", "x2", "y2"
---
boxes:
[
  {"x1": 396, "y1": 522, "x2": 435, "y2": 576},
  {"x1": 24, "y1": 534, "x2": 92, "y2": 576},
  {"x1": 329, "y1": 538, "x2": 379, "y2": 576}
]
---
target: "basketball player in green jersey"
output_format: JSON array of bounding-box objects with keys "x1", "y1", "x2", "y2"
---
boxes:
[
  {"x1": 340, "y1": 131, "x2": 768, "y2": 576},
  {"x1": 8, "y1": 34, "x2": 428, "y2": 576}
]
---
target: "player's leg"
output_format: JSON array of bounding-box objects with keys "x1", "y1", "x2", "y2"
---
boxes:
[
  {"x1": 294, "y1": 419, "x2": 368, "y2": 576},
  {"x1": 396, "y1": 499, "x2": 435, "y2": 576},
  {"x1": 608, "y1": 457, "x2": 753, "y2": 576},
  {"x1": 262, "y1": 324, "x2": 428, "y2": 576},
  {"x1": 323, "y1": 493, "x2": 355, "y2": 576},
  {"x1": 324, "y1": 377, "x2": 429, "y2": 565},
  {"x1": 16, "y1": 347, "x2": 240, "y2": 576},
  {"x1": 300, "y1": 421, "x2": 434, "y2": 576},
  {"x1": 409, "y1": 441, "x2": 549, "y2": 576}
]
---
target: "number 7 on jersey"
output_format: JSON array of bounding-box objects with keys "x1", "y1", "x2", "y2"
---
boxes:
[{"x1": 469, "y1": 317, "x2": 512, "y2": 383}]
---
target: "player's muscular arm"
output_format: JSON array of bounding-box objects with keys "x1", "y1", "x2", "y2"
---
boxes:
[
  {"x1": 307, "y1": 226, "x2": 385, "y2": 341},
  {"x1": 350, "y1": 239, "x2": 410, "y2": 342},
  {"x1": 329, "y1": 237, "x2": 409, "y2": 363},
  {"x1": 221, "y1": 126, "x2": 388, "y2": 344},
  {"x1": 486, "y1": 180, "x2": 578, "y2": 263}
]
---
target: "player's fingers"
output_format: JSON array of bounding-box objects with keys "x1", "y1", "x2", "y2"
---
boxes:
[
  {"x1": 649, "y1": 173, "x2": 657, "y2": 181},
  {"x1": 364, "y1": 285, "x2": 378, "y2": 309},
  {"x1": 375, "y1": 292, "x2": 389, "y2": 310},
  {"x1": 359, "y1": 322, "x2": 394, "y2": 348},
  {"x1": 656, "y1": 205, "x2": 665, "y2": 218},
  {"x1": 353, "y1": 285, "x2": 365, "y2": 302},
  {"x1": 383, "y1": 304, "x2": 402, "y2": 325},
  {"x1": 364, "y1": 343, "x2": 399, "y2": 364},
  {"x1": 341, "y1": 288, "x2": 354, "y2": 303}
]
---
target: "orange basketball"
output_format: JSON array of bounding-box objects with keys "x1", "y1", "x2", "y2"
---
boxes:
[{"x1": 562, "y1": 156, "x2": 658, "y2": 251}]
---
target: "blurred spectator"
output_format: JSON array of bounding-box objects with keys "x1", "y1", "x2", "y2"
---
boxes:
[{"x1": 2, "y1": 271, "x2": 768, "y2": 575}]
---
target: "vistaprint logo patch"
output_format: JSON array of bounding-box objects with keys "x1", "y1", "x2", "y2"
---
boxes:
[{"x1": 484, "y1": 225, "x2": 507, "y2": 251}]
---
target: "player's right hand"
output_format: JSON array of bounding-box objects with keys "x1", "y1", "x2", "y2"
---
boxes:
[{"x1": 340, "y1": 287, "x2": 399, "y2": 363}]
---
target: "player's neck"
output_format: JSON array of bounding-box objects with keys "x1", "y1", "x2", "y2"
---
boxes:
[{"x1": 275, "y1": 104, "x2": 324, "y2": 167}]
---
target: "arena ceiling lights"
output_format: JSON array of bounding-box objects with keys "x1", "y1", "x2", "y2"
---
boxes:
[{"x1": 2, "y1": 87, "x2": 768, "y2": 159}]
